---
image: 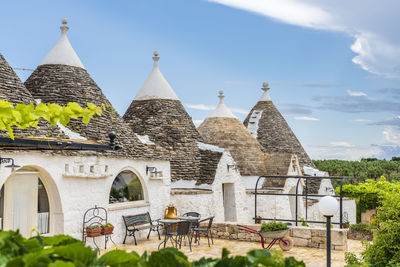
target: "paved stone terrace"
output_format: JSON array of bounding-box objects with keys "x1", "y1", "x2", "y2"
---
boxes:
[{"x1": 102, "y1": 236, "x2": 363, "y2": 267}]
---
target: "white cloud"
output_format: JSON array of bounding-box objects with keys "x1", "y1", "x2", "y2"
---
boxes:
[
  {"x1": 306, "y1": 144, "x2": 381, "y2": 161},
  {"x1": 185, "y1": 103, "x2": 249, "y2": 115},
  {"x1": 354, "y1": 119, "x2": 372, "y2": 123},
  {"x1": 347, "y1": 90, "x2": 367, "y2": 97},
  {"x1": 382, "y1": 126, "x2": 400, "y2": 145},
  {"x1": 230, "y1": 107, "x2": 249, "y2": 115},
  {"x1": 185, "y1": 103, "x2": 215, "y2": 111},
  {"x1": 330, "y1": 141, "x2": 354, "y2": 147},
  {"x1": 294, "y1": 116, "x2": 319, "y2": 121},
  {"x1": 208, "y1": 0, "x2": 400, "y2": 78}
]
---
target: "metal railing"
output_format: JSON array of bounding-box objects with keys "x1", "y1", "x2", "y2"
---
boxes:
[{"x1": 253, "y1": 175, "x2": 353, "y2": 228}]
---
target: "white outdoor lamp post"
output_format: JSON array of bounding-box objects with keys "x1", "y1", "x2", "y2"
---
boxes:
[{"x1": 318, "y1": 196, "x2": 339, "y2": 267}]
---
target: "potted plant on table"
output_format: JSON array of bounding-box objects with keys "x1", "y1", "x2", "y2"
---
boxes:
[
  {"x1": 101, "y1": 223, "x2": 114, "y2": 235},
  {"x1": 86, "y1": 225, "x2": 102, "y2": 237}
]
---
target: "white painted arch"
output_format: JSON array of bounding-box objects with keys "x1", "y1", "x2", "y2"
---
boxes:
[{"x1": 2, "y1": 165, "x2": 64, "y2": 235}]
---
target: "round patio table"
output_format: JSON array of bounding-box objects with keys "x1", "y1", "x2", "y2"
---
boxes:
[
  {"x1": 158, "y1": 219, "x2": 182, "y2": 249},
  {"x1": 178, "y1": 216, "x2": 200, "y2": 222}
]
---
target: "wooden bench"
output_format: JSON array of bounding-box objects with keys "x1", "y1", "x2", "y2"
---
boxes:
[{"x1": 122, "y1": 212, "x2": 161, "y2": 245}]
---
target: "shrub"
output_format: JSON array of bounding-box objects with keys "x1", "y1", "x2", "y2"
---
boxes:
[
  {"x1": 350, "y1": 223, "x2": 369, "y2": 231},
  {"x1": 0, "y1": 230, "x2": 305, "y2": 266},
  {"x1": 338, "y1": 178, "x2": 400, "y2": 266},
  {"x1": 260, "y1": 221, "x2": 289, "y2": 232}
]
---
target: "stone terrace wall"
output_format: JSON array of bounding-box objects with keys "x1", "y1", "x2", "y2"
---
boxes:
[{"x1": 201, "y1": 222, "x2": 347, "y2": 251}]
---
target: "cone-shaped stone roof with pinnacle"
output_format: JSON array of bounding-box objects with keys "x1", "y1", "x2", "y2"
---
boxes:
[
  {"x1": 24, "y1": 19, "x2": 158, "y2": 159},
  {"x1": 0, "y1": 53, "x2": 65, "y2": 139},
  {"x1": 198, "y1": 91, "x2": 290, "y2": 178},
  {"x1": 124, "y1": 52, "x2": 223, "y2": 185},
  {"x1": 244, "y1": 82, "x2": 314, "y2": 169}
]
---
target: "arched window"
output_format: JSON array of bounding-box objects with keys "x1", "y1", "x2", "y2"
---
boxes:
[
  {"x1": 109, "y1": 171, "x2": 144, "y2": 203},
  {"x1": 38, "y1": 179, "x2": 50, "y2": 234}
]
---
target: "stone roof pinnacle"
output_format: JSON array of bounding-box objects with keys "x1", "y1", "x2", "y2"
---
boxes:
[
  {"x1": 207, "y1": 90, "x2": 236, "y2": 119},
  {"x1": 259, "y1": 81, "x2": 271, "y2": 101},
  {"x1": 218, "y1": 90, "x2": 224, "y2": 102},
  {"x1": 39, "y1": 18, "x2": 85, "y2": 69},
  {"x1": 134, "y1": 51, "x2": 179, "y2": 101}
]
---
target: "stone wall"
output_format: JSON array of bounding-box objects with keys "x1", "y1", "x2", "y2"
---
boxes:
[
  {"x1": 201, "y1": 222, "x2": 347, "y2": 251},
  {"x1": 347, "y1": 228, "x2": 373, "y2": 241}
]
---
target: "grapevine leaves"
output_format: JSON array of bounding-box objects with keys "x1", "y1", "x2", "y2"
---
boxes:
[{"x1": 0, "y1": 100, "x2": 104, "y2": 139}]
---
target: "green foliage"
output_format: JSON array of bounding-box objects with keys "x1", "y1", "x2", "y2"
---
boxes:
[
  {"x1": 344, "y1": 252, "x2": 367, "y2": 267},
  {"x1": 0, "y1": 100, "x2": 104, "y2": 139},
  {"x1": 349, "y1": 223, "x2": 377, "y2": 232},
  {"x1": 313, "y1": 159, "x2": 400, "y2": 187},
  {"x1": 101, "y1": 223, "x2": 113, "y2": 228},
  {"x1": 0, "y1": 230, "x2": 305, "y2": 267},
  {"x1": 338, "y1": 178, "x2": 400, "y2": 266},
  {"x1": 299, "y1": 217, "x2": 309, "y2": 227},
  {"x1": 86, "y1": 225, "x2": 100, "y2": 230},
  {"x1": 260, "y1": 221, "x2": 289, "y2": 232}
]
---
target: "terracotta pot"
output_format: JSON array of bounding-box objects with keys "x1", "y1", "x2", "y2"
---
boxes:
[
  {"x1": 164, "y1": 206, "x2": 178, "y2": 220},
  {"x1": 86, "y1": 227, "x2": 102, "y2": 237},
  {"x1": 165, "y1": 205, "x2": 178, "y2": 231},
  {"x1": 101, "y1": 226, "x2": 114, "y2": 235}
]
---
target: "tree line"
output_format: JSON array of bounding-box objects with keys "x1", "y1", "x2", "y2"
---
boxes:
[{"x1": 313, "y1": 158, "x2": 400, "y2": 186}]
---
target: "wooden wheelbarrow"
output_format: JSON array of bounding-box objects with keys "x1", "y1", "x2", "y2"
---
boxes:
[{"x1": 237, "y1": 224, "x2": 294, "y2": 251}]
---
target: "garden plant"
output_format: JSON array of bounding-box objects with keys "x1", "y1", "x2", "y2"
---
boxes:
[{"x1": 0, "y1": 230, "x2": 305, "y2": 267}]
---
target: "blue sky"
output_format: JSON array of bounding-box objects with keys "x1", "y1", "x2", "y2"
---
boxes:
[{"x1": 1, "y1": 0, "x2": 399, "y2": 160}]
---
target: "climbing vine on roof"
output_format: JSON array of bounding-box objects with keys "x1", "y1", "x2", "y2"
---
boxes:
[{"x1": 0, "y1": 100, "x2": 103, "y2": 139}]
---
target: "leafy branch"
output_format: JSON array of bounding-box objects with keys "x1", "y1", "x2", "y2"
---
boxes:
[{"x1": 0, "y1": 100, "x2": 104, "y2": 139}]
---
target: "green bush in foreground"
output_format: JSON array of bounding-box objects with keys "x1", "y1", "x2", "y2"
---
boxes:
[{"x1": 0, "y1": 230, "x2": 305, "y2": 267}]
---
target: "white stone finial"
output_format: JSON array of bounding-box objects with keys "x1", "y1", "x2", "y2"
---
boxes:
[
  {"x1": 153, "y1": 51, "x2": 160, "y2": 62},
  {"x1": 259, "y1": 81, "x2": 272, "y2": 101},
  {"x1": 39, "y1": 18, "x2": 85, "y2": 69},
  {"x1": 262, "y1": 82, "x2": 270, "y2": 92},
  {"x1": 218, "y1": 90, "x2": 224, "y2": 102},
  {"x1": 134, "y1": 51, "x2": 179, "y2": 101},
  {"x1": 60, "y1": 18, "x2": 69, "y2": 34},
  {"x1": 207, "y1": 90, "x2": 236, "y2": 119}
]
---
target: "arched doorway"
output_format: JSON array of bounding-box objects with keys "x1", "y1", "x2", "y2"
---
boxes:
[{"x1": 2, "y1": 167, "x2": 62, "y2": 237}]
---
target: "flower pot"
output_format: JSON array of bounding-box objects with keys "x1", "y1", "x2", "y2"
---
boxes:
[
  {"x1": 86, "y1": 227, "x2": 102, "y2": 237},
  {"x1": 102, "y1": 226, "x2": 114, "y2": 235},
  {"x1": 343, "y1": 224, "x2": 350, "y2": 229}
]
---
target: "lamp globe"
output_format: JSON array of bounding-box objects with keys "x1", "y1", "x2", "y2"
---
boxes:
[{"x1": 318, "y1": 196, "x2": 338, "y2": 216}]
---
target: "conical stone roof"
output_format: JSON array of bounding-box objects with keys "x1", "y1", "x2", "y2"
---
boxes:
[
  {"x1": 24, "y1": 19, "x2": 157, "y2": 159},
  {"x1": 243, "y1": 82, "x2": 314, "y2": 169},
  {"x1": 198, "y1": 91, "x2": 274, "y2": 177},
  {"x1": 124, "y1": 52, "x2": 222, "y2": 184},
  {"x1": 0, "y1": 53, "x2": 64, "y2": 138}
]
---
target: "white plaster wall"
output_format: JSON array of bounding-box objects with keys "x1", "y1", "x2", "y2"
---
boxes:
[
  {"x1": 306, "y1": 198, "x2": 357, "y2": 227},
  {"x1": 244, "y1": 177, "x2": 306, "y2": 224},
  {"x1": 171, "y1": 151, "x2": 249, "y2": 223},
  {"x1": 0, "y1": 152, "x2": 171, "y2": 247}
]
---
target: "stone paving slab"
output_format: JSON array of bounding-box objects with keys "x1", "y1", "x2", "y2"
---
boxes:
[{"x1": 102, "y1": 237, "x2": 364, "y2": 266}]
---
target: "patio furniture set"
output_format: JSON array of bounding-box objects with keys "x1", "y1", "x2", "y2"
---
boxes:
[{"x1": 122, "y1": 211, "x2": 214, "y2": 252}]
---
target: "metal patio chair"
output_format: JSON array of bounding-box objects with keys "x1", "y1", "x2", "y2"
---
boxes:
[
  {"x1": 167, "y1": 220, "x2": 193, "y2": 251},
  {"x1": 193, "y1": 216, "x2": 214, "y2": 247}
]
